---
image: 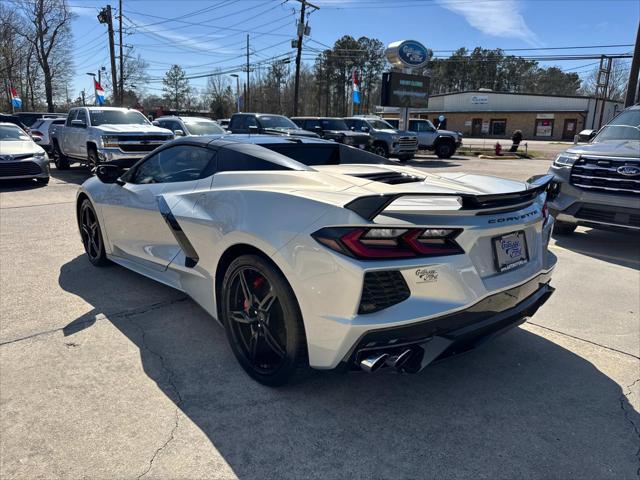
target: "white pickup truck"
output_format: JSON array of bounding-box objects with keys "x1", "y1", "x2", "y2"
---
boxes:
[{"x1": 52, "y1": 106, "x2": 173, "y2": 169}]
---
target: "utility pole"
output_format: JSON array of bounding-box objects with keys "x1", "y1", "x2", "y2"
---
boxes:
[
  {"x1": 246, "y1": 34, "x2": 250, "y2": 111},
  {"x1": 625, "y1": 20, "x2": 640, "y2": 107},
  {"x1": 98, "y1": 5, "x2": 118, "y2": 105},
  {"x1": 81, "y1": 89, "x2": 86, "y2": 106},
  {"x1": 593, "y1": 55, "x2": 612, "y2": 130},
  {"x1": 119, "y1": 0, "x2": 124, "y2": 107},
  {"x1": 292, "y1": 0, "x2": 318, "y2": 116}
]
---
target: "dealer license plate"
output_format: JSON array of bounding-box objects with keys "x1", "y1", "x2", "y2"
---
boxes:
[{"x1": 493, "y1": 231, "x2": 528, "y2": 272}]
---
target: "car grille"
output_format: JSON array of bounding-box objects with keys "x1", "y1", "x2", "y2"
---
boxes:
[
  {"x1": 116, "y1": 135, "x2": 172, "y2": 153},
  {"x1": 575, "y1": 204, "x2": 640, "y2": 228},
  {"x1": 358, "y1": 271, "x2": 410, "y2": 314},
  {"x1": 0, "y1": 161, "x2": 42, "y2": 177},
  {"x1": 570, "y1": 156, "x2": 640, "y2": 196},
  {"x1": 398, "y1": 137, "x2": 418, "y2": 149},
  {"x1": 115, "y1": 135, "x2": 172, "y2": 142}
]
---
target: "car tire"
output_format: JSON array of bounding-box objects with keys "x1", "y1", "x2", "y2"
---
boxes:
[
  {"x1": 372, "y1": 142, "x2": 389, "y2": 158},
  {"x1": 36, "y1": 177, "x2": 49, "y2": 186},
  {"x1": 221, "y1": 254, "x2": 309, "y2": 386},
  {"x1": 553, "y1": 220, "x2": 577, "y2": 235},
  {"x1": 79, "y1": 199, "x2": 110, "y2": 267},
  {"x1": 435, "y1": 140, "x2": 455, "y2": 159},
  {"x1": 87, "y1": 147, "x2": 100, "y2": 168},
  {"x1": 53, "y1": 141, "x2": 70, "y2": 170}
]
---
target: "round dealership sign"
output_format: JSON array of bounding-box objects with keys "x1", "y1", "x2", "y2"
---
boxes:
[{"x1": 385, "y1": 40, "x2": 429, "y2": 69}]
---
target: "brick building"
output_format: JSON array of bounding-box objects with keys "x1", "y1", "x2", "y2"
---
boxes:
[{"x1": 379, "y1": 90, "x2": 623, "y2": 141}]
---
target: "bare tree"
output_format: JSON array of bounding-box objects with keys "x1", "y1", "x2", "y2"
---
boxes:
[
  {"x1": 580, "y1": 60, "x2": 630, "y2": 101},
  {"x1": 15, "y1": 0, "x2": 74, "y2": 112}
]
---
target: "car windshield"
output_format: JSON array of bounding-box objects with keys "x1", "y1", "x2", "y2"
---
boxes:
[
  {"x1": 0, "y1": 124, "x2": 30, "y2": 141},
  {"x1": 258, "y1": 115, "x2": 299, "y2": 129},
  {"x1": 368, "y1": 119, "x2": 395, "y2": 130},
  {"x1": 320, "y1": 119, "x2": 348, "y2": 130},
  {"x1": 184, "y1": 120, "x2": 224, "y2": 135},
  {"x1": 89, "y1": 110, "x2": 150, "y2": 126},
  {"x1": 593, "y1": 109, "x2": 640, "y2": 142}
]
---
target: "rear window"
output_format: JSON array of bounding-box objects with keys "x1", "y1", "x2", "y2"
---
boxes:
[{"x1": 260, "y1": 143, "x2": 394, "y2": 166}]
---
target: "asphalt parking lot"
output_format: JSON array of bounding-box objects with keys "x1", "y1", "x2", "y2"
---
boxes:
[{"x1": 1, "y1": 155, "x2": 639, "y2": 479}]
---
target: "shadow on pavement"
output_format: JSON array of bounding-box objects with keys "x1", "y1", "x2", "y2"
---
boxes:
[
  {"x1": 49, "y1": 165, "x2": 92, "y2": 185},
  {"x1": 59, "y1": 254, "x2": 639, "y2": 478},
  {"x1": 553, "y1": 228, "x2": 640, "y2": 270},
  {"x1": 0, "y1": 178, "x2": 48, "y2": 192}
]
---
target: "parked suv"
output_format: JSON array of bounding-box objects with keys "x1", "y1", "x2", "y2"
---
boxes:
[
  {"x1": 291, "y1": 117, "x2": 371, "y2": 149},
  {"x1": 29, "y1": 117, "x2": 66, "y2": 154},
  {"x1": 228, "y1": 113, "x2": 319, "y2": 137},
  {"x1": 343, "y1": 116, "x2": 417, "y2": 161},
  {"x1": 53, "y1": 107, "x2": 173, "y2": 169},
  {"x1": 385, "y1": 118, "x2": 462, "y2": 159},
  {"x1": 547, "y1": 104, "x2": 640, "y2": 234},
  {"x1": 15, "y1": 112, "x2": 66, "y2": 128},
  {"x1": 153, "y1": 116, "x2": 225, "y2": 136}
]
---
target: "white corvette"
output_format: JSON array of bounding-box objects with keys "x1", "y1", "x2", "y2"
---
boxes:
[{"x1": 77, "y1": 135, "x2": 557, "y2": 385}]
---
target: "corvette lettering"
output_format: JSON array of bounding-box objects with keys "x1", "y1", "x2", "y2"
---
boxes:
[{"x1": 488, "y1": 210, "x2": 539, "y2": 224}]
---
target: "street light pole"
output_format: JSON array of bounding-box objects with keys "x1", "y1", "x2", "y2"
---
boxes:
[{"x1": 230, "y1": 74, "x2": 240, "y2": 112}]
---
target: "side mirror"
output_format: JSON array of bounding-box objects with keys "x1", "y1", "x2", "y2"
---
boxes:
[
  {"x1": 71, "y1": 119, "x2": 86, "y2": 128},
  {"x1": 349, "y1": 126, "x2": 355, "y2": 131},
  {"x1": 361, "y1": 126, "x2": 370, "y2": 133},
  {"x1": 95, "y1": 164, "x2": 124, "y2": 184},
  {"x1": 31, "y1": 135, "x2": 43, "y2": 143},
  {"x1": 313, "y1": 125, "x2": 323, "y2": 132},
  {"x1": 248, "y1": 125, "x2": 259, "y2": 134},
  {"x1": 173, "y1": 129, "x2": 185, "y2": 136},
  {"x1": 152, "y1": 120, "x2": 160, "y2": 126}
]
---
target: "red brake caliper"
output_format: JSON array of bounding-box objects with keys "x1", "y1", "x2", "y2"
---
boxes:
[{"x1": 244, "y1": 275, "x2": 265, "y2": 311}]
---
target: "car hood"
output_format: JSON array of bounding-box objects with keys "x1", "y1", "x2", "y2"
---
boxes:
[
  {"x1": 93, "y1": 124, "x2": 173, "y2": 135},
  {"x1": 565, "y1": 140, "x2": 640, "y2": 158},
  {"x1": 437, "y1": 129, "x2": 460, "y2": 138},
  {"x1": 263, "y1": 127, "x2": 319, "y2": 138},
  {"x1": 0, "y1": 140, "x2": 44, "y2": 156}
]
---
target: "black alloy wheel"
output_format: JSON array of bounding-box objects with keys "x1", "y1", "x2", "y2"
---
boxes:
[
  {"x1": 79, "y1": 199, "x2": 109, "y2": 266},
  {"x1": 222, "y1": 255, "x2": 308, "y2": 386},
  {"x1": 372, "y1": 143, "x2": 389, "y2": 158}
]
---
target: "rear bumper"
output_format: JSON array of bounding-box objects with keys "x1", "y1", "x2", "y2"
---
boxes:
[{"x1": 342, "y1": 271, "x2": 554, "y2": 372}]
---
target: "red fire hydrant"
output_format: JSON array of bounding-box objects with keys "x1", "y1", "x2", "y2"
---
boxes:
[{"x1": 494, "y1": 142, "x2": 502, "y2": 156}]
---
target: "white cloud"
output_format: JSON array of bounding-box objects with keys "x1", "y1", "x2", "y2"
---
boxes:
[{"x1": 437, "y1": 0, "x2": 540, "y2": 46}]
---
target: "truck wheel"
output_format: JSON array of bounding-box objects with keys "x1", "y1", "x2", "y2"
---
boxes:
[
  {"x1": 435, "y1": 140, "x2": 455, "y2": 159},
  {"x1": 53, "y1": 141, "x2": 70, "y2": 170},
  {"x1": 553, "y1": 220, "x2": 577, "y2": 235},
  {"x1": 87, "y1": 146, "x2": 100, "y2": 168},
  {"x1": 372, "y1": 142, "x2": 389, "y2": 158}
]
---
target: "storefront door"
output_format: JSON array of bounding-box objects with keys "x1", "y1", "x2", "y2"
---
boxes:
[
  {"x1": 471, "y1": 118, "x2": 482, "y2": 136},
  {"x1": 562, "y1": 119, "x2": 577, "y2": 140}
]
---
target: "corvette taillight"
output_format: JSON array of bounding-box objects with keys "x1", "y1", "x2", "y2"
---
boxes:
[{"x1": 312, "y1": 227, "x2": 464, "y2": 259}]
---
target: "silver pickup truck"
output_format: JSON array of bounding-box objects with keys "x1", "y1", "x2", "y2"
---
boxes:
[{"x1": 52, "y1": 107, "x2": 173, "y2": 169}]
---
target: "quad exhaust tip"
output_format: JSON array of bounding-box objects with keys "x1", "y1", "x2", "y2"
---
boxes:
[
  {"x1": 359, "y1": 348, "x2": 413, "y2": 373},
  {"x1": 360, "y1": 353, "x2": 389, "y2": 373}
]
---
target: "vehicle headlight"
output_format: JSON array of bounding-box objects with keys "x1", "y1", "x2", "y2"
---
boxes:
[
  {"x1": 553, "y1": 153, "x2": 579, "y2": 167},
  {"x1": 33, "y1": 152, "x2": 46, "y2": 161},
  {"x1": 391, "y1": 135, "x2": 399, "y2": 142},
  {"x1": 101, "y1": 135, "x2": 119, "y2": 148}
]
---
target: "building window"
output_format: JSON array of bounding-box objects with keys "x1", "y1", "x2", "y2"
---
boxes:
[
  {"x1": 535, "y1": 119, "x2": 554, "y2": 137},
  {"x1": 490, "y1": 119, "x2": 506, "y2": 136}
]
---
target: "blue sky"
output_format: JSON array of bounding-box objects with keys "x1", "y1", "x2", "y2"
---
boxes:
[{"x1": 65, "y1": 0, "x2": 639, "y2": 99}]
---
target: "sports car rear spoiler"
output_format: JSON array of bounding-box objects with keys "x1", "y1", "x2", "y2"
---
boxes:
[{"x1": 344, "y1": 174, "x2": 554, "y2": 221}]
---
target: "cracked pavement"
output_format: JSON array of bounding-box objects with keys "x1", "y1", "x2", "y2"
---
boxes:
[{"x1": 1, "y1": 157, "x2": 639, "y2": 479}]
